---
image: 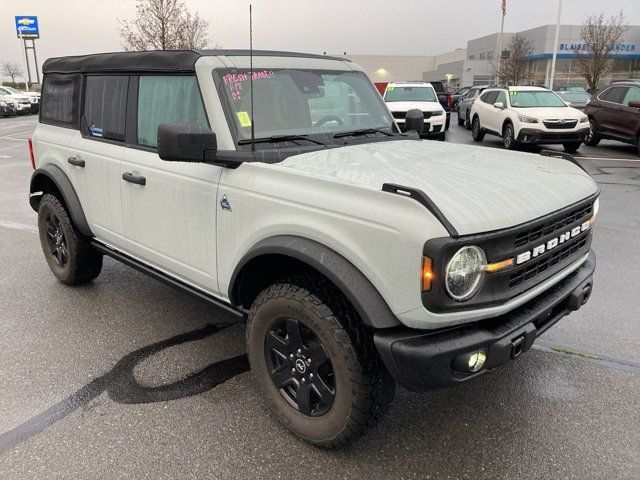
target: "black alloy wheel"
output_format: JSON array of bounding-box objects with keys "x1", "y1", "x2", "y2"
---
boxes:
[
  {"x1": 265, "y1": 317, "x2": 335, "y2": 416},
  {"x1": 45, "y1": 212, "x2": 68, "y2": 268}
]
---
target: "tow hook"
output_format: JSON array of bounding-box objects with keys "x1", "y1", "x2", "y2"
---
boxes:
[
  {"x1": 511, "y1": 336, "x2": 525, "y2": 359},
  {"x1": 567, "y1": 281, "x2": 593, "y2": 312}
]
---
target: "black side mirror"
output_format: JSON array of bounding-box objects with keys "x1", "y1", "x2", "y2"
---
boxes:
[
  {"x1": 628, "y1": 100, "x2": 640, "y2": 109},
  {"x1": 157, "y1": 123, "x2": 217, "y2": 163},
  {"x1": 405, "y1": 109, "x2": 424, "y2": 136}
]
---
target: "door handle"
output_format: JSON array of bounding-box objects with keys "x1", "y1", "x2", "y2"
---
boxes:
[
  {"x1": 68, "y1": 156, "x2": 85, "y2": 167},
  {"x1": 122, "y1": 172, "x2": 146, "y2": 186}
]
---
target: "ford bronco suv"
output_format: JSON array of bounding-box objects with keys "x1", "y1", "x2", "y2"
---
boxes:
[{"x1": 29, "y1": 50, "x2": 598, "y2": 448}]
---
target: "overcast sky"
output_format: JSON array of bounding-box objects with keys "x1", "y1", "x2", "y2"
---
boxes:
[{"x1": 1, "y1": 0, "x2": 638, "y2": 81}]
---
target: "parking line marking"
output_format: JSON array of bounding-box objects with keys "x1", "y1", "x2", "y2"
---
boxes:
[
  {"x1": 577, "y1": 156, "x2": 640, "y2": 162},
  {"x1": 533, "y1": 343, "x2": 640, "y2": 374}
]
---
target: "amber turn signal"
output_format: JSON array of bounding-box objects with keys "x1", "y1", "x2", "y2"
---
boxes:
[
  {"x1": 485, "y1": 258, "x2": 514, "y2": 273},
  {"x1": 421, "y1": 256, "x2": 433, "y2": 292}
]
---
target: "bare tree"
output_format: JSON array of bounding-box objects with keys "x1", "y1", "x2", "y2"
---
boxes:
[
  {"x1": 495, "y1": 34, "x2": 533, "y2": 85},
  {"x1": 574, "y1": 12, "x2": 629, "y2": 93},
  {"x1": 1, "y1": 62, "x2": 24, "y2": 83},
  {"x1": 118, "y1": 0, "x2": 210, "y2": 51}
]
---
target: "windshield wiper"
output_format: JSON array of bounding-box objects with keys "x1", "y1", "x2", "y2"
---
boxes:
[
  {"x1": 238, "y1": 134, "x2": 325, "y2": 146},
  {"x1": 333, "y1": 128, "x2": 394, "y2": 139}
]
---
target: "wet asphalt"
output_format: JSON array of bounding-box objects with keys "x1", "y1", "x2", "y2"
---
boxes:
[{"x1": 0, "y1": 114, "x2": 638, "y2": 479}]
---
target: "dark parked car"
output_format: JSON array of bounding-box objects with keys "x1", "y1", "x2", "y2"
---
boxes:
[
  {"x1": 584, "y1": 81, "x2": 640, "y2": 155},
  {"x1": 451, "y1": 86, "x2": 471, "y2": 110},
  {"x1": 428, "y1": 81, "x2": 452, "y2": 129},
  {"x1": 457, "y1": 85, "x2": 489, "y2": 129}
]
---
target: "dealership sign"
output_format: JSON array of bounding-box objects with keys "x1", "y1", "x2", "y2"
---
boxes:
[
  {"x1": 559, "y1": 42, "x2": 636, "y2": 52},
  {"x1": 15, "y1": 16, "x2": 39, "y2": 39}
]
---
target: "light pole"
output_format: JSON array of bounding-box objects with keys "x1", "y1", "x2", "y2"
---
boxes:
[{"x1": 548, "y1": 0, "x2": 563, "y2": 89}]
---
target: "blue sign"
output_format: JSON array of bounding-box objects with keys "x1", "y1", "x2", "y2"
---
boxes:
[{"x1": 15, "y1": 16, "x2": 39, "y2": 39}]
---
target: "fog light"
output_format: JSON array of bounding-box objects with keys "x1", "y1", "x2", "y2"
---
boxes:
[{"x1": 453, "y1": 349, "x2": 487, "y2": 373}]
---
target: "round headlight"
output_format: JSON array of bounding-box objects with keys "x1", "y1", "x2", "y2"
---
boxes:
[{"x1": 445, "y1": 246, "x2": 486, "y2": 301}]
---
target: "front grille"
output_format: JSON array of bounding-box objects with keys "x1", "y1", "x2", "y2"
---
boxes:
[
  {"x1": 392, "y1": 111, "x2": 440, "y2": 120},
  {"x1": 509, "y1": 235, "x2": 588, "y2": 288},
  {"x1": 392, "y1": 111, "x2": 405, "y2": 119},
  {"x1": 514, "y1": 203, "x2": 593, "y2": 248},
  {"x1": 543, "y1": 119, "x2": 578, "y2": 129}
]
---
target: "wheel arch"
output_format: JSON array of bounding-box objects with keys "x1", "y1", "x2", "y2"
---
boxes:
[
  {"x1": 29, "y1": 164, "x2": 93, "y2": 237},
  {"x1": 502, "y1": 117, "x2": 514, "y2": 134},
  {"x1": 229, "y1": 235, "x2": 400, "y2": 329}
]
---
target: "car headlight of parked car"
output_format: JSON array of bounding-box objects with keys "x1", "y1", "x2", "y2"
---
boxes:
[
  {"x1": 445, "y1": 246, "x2": 487, "y2": 301},
  {"x1": 517, "y1": 114, "x2": 539, "y2": 124},
  {"x1": 579, "y1": 115, "x2": 588, "y2": 123}
]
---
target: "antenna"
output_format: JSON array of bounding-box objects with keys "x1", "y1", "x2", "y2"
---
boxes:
[{"x1": 249, "y1": 4, "x2": 255, "y2": 151}]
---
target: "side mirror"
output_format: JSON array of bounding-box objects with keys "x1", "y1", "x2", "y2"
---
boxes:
[
  {"x1": 157, "y1": 123, "x2": 217, "y2": 163},
  {"x1": 565, "y1": 101, "x2": 572, "y2": 107},
  {"x1": 628, "y1": 100, "x2": 640, "y2": 109},
  {"x1": 493, "y1": 101, "x2": 505, "y2": 109},
  {"x1": 405, "y1": 109, "x2": 424, "y2": 135}
]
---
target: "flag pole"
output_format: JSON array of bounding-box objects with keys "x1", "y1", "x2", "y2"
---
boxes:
[
  {"x1": 496, "y1": 0, "x2": 506, "y2": 85},
  {"x1": 549, "y1": 0, "x2": 563, "y2": 89}
]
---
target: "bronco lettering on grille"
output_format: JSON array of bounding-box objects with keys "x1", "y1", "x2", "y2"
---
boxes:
[{"x1": 515, "y1": 219, "x2": 592, "y2": 265}]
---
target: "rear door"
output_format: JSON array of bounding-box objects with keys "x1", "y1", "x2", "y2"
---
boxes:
[
  {"x1": 477, "y1": 90, "x2": 498, "y2": 131},
  {"x1": 68, "y1": 75, "x2": 128, "y2": 248},
  {"x1": 597, "y1": 86, "x2": 628, "y2": 135},
  {"x1": 120, "y1": 74, "x2": 223, "y2": 294}
]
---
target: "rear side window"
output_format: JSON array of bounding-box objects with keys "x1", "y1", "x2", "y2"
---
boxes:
[
  {"x1": 41, "y1": 74, "x2": 80, "y2": 127},
  {"x1": 137, "y1": 76, "x2": 208, "y2": 148},
  {"x1": 83, "y1": 76, "x2": 128, "y2": 142}
]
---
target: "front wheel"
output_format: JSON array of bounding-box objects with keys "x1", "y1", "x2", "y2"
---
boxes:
[
  {"x1": 563, "y1": 142, "x2": 581, "y2": 153},
  {"x1": 502, "y1": 123, "x2": 518, "y2": 150},
  {"x1": 584, "y1": 119, "x2": 601, "y2": 146},
  {"x1": 457, "y1": 114, "x2": 464, "y2": 126},
  {"x1": 37, "y1": 194, "x2": 102, "y2": 285},
  {"x1": 471, "y1": 116, "x2": 485, "y2": 142},
  {"x1": 247, "y1": 279, "x2": 395, "y2": 448}
]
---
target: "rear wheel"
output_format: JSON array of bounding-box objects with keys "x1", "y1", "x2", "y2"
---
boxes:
[
  {"x1": 465, "y1": 110, "x2": 472, "y2": 130},
  {"x1": 457, "y1": 113, "x2": 464, "y2": 126},
  {"x1": 563, "y1": 142, "x2": 581, "y2": 153},
  {"x1": 584, "y1": 118, "x2": 601, "y2": 146},
  {"x1": 502, "y1": 123, "x2": 518, "y2": 150},
  {"x1": 37, "y1": 194, "x2": 102, "y2": 285},
  {"x1": 247, "y1": 278, "x2": 395, "y2": 448},
  {"x1": 471, "y1": 116, "x2": 485, "y2": 142}
]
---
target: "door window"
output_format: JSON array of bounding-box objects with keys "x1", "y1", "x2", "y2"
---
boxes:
[
  {"x1": 480, "y1": 91, "x2": 498, "y2": 104},
  {"x1": 495, "y1": 91, "x2": 507, "y2": 106},
  {"x1": 622, "y1": 87, "x2": 640, "y2": 106},
  {"x1": 599, "y1": 86, "x2": 628, "y2": 104},
  {"x1": 83, "y1": 76, "x2": 128, "y2": 141},
  {"x1": 41, "y1": 74, "x2": 80, "y2": 127},
  {"x1": 137, "y1": 76, "x2": 209, "y2": 148}
]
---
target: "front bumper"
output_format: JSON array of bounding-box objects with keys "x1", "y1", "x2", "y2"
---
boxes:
[
  {"x1": 397, "y1": 116, "x2": 447, "y2": 137},
  {"x1": 0, "y1": 105, "x2": 17, "y2": 116},
  {"x1": 517, "y1": 127, "x2": 589, "y2": 144},
  {"x1": 374, "y1": 249, "x2": 595, "y2": 392}
]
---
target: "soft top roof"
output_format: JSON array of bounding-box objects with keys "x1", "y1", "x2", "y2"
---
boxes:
[{"x1": 42, "y1": 50, "x2": 349, "y2": 74}]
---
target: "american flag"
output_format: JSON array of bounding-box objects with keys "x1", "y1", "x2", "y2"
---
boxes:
[{"x1": 502, "y1": 0, "x2": 506, "y2": 15}]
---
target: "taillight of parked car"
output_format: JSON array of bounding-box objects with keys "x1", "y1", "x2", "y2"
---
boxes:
[
  {"x1": 28, "y1": 138, "x2": 35, "y2": 170},
  {"x1": 447, "y1": 96, "x2": 453, "y2": 107}
]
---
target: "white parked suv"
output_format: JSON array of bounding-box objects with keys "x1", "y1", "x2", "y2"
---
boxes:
[
  {"x1": 383, "y1": 81, "x2": 447, "y2": 140},
  {"x1": 469, "y1": 86, "x2": 590, "y2": 152},
  {"x1": 30, "y1": 51, "x2": 598, "y2": 448},
  {"x1": 0, "y1": 86, "x2": 40, "y2": 113},
  {"x1": 0, "y1": 88, "x2": 32, "y2": 115}
]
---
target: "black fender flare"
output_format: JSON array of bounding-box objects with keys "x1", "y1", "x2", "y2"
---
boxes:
[
  {"x1": 229, "y1": 235, "x2": 400, "y2": 329},
  {"x1": 29, "y1": 164, "x2": 93, "y2": 237}
]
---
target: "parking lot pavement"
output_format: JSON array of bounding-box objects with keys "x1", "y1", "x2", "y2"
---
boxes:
[{"x1": 1, "y1": 114, "x2": 639, "y2": 479}]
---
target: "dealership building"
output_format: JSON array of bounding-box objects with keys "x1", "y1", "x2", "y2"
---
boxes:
[{"x1": 346, "y1": 24, "x2": 640, "y2": 89}]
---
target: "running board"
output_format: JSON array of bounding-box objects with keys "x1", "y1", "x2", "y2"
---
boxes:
[
  {"x1": 540, "y1": 149, "x2": 589, "y2": 174},
  {"x1": 91, "y1": 241, "x2": 245, "y2": 321}
]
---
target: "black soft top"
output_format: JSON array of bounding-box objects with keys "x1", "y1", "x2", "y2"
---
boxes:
[{"x1": 42, "y1": 50, "x2": 349, "y2": 74}]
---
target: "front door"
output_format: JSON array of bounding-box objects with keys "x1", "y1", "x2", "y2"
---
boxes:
[{"x1": 120, "y1": 75, "x2": 222, "y2": 294}]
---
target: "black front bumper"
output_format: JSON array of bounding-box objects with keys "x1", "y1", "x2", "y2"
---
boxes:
[
  {"x1": 374, "y1": 250, "x2": 596, "y2": 392},
  {"x1": 517, "y1": 127, "x2": 590, "y2": 144},
  {"x1": 0, "y1": 105, "x2": 17, "y2": 116}
]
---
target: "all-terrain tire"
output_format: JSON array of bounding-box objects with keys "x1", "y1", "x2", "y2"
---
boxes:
[
  {"x1": 37, "y1": 194, "x2": 102, "y2": 285},
  {"x1": 246, "y1": 277, "x2": 395, "y2": 448}
]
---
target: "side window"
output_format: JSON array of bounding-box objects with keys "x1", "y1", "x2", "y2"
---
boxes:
[
  {"x1": 622, "y1": 87, "x2": 640, "y2": 106},
  {"x1": 41, "y1": 74, "x2": 80, "y2": 127},
  {"x1": 137, "y1": 76, "x2": 208, "y2": 148},
  {"x1": 480, "y1": 91, "x2": 498, "y2": 104},
  {"x1": 83, "y1": 76, "x2": 128, "y2": 141},
  {"x1": 495, "y1": 91, "x2": 507, "y2": 105},
  {"x1": 599, "y1": 86, "x2": 628, "y2": 104}
]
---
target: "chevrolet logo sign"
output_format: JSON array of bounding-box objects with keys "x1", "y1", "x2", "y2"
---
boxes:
[{"x1": 515, "y1": 218, "x2": 593, "y2": 265}]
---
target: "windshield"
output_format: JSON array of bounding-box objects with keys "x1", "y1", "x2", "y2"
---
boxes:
[
  {"x1": 557, "y1": 91, "x2": 590, "y2": 103},
  {"x1": 509, "y1": 90, "x2": 567, "y2": 108},
  {"x1": 4, "y1": 87, "x2": 21, "y2": 94},
  {"x1": 214, "y1": 68, "x2": 395, "y2": 147},
  {"x1": 384, "y1": 86, "x2": 437, "y2": 102}
]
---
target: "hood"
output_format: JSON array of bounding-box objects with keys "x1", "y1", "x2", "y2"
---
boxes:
[
  {"x1": 1, "y1": 94, "x2": 29, "y2": 102},
  {"x1": 512, "y1": 106, "x2": 584, "y2": 120},
  {"x1": 277, "y1": 140, "x2": 598, "y2": 236},
  {"x1": 386, "y1": 101, "x2": 444, "y2": 113}
]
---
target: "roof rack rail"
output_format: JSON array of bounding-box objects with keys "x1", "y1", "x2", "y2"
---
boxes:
[{"x1": 539, "y1": 149, "x2": 588, "y2": 174}]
